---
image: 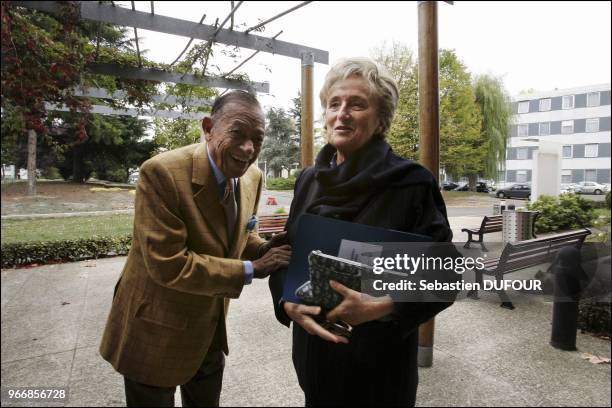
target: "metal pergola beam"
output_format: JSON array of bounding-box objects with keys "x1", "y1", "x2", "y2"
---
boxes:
[
  {"x1": 16, "y1": 1, "x2": 329, "y2": 64},
  {"x1": 72, "y1": 87, "x2": 214, "y2": 107},
  {"x1": 245, "y1": 1, "x2": 312, "y2": 34},
  {"x1": 86, "y1": 63, "x2": 269, "y2": 93},
  {"x1": 222, "y1": 30, "x2": 283, "y2": 78},
  {"x1": 46, "y1": 103, "x2": 208, "y2": 120}
]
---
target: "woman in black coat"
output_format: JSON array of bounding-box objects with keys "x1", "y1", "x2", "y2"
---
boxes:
[{"x1": 269, "y1": 57, "x2": 456, "y2": 406}]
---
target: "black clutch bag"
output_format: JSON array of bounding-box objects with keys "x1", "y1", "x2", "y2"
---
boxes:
[{"x1": 295, "y1": 250, "x2": 369, "y2": 310}]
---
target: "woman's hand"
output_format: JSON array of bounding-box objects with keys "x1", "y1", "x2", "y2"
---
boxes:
[
  {"x1": 283, "y1": 301, "x2": 349, "y2": 344},
  {"x1": 326, "y1": 280, "x2": 395, "y2": 326}
]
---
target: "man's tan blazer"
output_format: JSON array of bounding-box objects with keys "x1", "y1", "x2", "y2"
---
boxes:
[{"x1": 99, "y1": 143, "x2": 266, "y2": 387}]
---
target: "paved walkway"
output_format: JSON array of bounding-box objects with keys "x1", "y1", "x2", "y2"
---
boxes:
[{"x1": 1, "y1": 216, "x2": 610, "y2": 407}]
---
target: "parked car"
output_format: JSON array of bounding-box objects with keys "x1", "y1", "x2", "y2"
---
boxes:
[
  {"x1": 442, "y1": 181, "x2": 459, "y2": 191},
  {"x1": 128, "y1": 171, "x2": 140, "y2": 185},
  {"x1": 453, "y1": 182, "x2": 491, "y2": 193},
  {"x1": 560, "y1": 183, "x2": 578, "y2": 194},
  {"x1": 489, "y1": 181, "x2": 514, "y2": 192},
  {"x1": 574, "y1": 181, "x2": 608, "y2": 195},
  {"x1": 495, "y1": 183, "x2": 531, "y2": 199}
]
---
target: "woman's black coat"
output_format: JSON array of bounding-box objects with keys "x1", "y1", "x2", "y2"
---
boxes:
[{"x1": 269, "y1": 138, "x2": 456, "y2": 406}]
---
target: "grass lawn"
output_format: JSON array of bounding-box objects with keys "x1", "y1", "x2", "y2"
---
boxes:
[
  {"x1": 1, "y1": 214, "x2": 134, "y2": 244},
  {"x1": 441, "y1": 191, "x2": 498, "y2": 207}
]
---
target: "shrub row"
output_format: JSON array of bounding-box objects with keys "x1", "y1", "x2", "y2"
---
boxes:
[
  {"x1": 266, "y1": 177, "x2": 296, "y2": 191},
  {"x1": 579, "y1": 298, "x2": 611, "y2": 337},
  {"x1": 1, "y1": 235, "x2": 132, "y2": 268}
]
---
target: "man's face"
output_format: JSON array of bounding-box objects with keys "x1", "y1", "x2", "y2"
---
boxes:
[{"x1": 203, "y1": 101, "x2": 265, "y2": 179}]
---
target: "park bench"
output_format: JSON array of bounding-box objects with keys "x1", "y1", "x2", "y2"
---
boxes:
[
  {"x1": 467, "y1": 228, "x2": 591, "y2": 309},
  {"x1": 258, "y1": 214, "x2": 289, "y2": 238},
  {"x1": 462, "y1": 215, "x2": 503, "y2": 251}
]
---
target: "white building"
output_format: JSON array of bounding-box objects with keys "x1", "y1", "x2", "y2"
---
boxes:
[{"x1": 503, "y1": 84, "x2": 611, "y2": 185}]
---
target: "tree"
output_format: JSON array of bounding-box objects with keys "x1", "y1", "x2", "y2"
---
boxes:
[
  {"x1": 153, "y1": 118, "x2": 202, "y2": 153},
  {"x1": 372, "y1": 41, "x2": 419, "y2": 159},
  {"x1": 473, "y1": 74, "x2": 513, "y2": 181},
  {"x1": 1, "y1": 2, "x2": 92, "y2": 194},
  {"x1": 438, "y1": 49, "x2": 484, "y2": 190},
  {"x1": 52, "y1": 114, "x2": 154, "y2": 183},
  {"x1": 260, "y1": 108, "x2": 299, "y2": 177},
  {"x1": 289, "y1": 91, "x2": 302, "y2": 138},
  {"x1": 1, "y1": 3, "x2": 161, "y2": 192}
]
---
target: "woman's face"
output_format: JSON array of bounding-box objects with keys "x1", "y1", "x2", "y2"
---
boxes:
[{"x1": 325, "y1": 76, "x2": 382, "y2": 163}]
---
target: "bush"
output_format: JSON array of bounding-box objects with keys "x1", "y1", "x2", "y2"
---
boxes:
[
  {"x1": 105, "y1": 168, "x2": 128, "y2": 183},
  {"x1": 527, "y1": 194, "x2": 595, "y2": 233},
  {"x1": 267, "y1": 177, "x2": 296, "y2": 191},
  {"x1": 578, "y1": 298, "x2": 611, "y2": 337},
  {"x1": 1, "y1": 235, "x2": 132, "y2": 268},
  {"x1": 606, "y1": 191, "x2": 611, "y2": 210},
  {"x1": 41, "y1": 166, "x2": 62, "y2": 180}
]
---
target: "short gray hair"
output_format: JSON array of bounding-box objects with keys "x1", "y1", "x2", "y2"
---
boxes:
[{"x1": 319, "y1": 57, "x2": 399, "y2": 138}]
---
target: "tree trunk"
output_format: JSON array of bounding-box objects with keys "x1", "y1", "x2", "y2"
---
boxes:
[
  {"x1": 468, "y1": 174, "x2": 477, "y2": 192},
  {"x1": 72, "y1": 143, "x2": 83, "y2": 182},
  {"x1": 27, "y1": 129, "x2": 37, "y2": 196}
]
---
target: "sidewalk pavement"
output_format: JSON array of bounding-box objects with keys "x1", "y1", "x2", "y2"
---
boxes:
[{"x1": 1, "y1": 217, "x2": 610, "y2": 407}]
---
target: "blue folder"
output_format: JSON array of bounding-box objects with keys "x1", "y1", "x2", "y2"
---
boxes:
[{"x1": 282, "y1": 213, "x2": 432, "y2": 303}]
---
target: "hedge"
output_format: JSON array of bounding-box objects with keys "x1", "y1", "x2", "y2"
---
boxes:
[
  {"x1": 266, "y1": 177, "x2": 296, "y2": 191},
  {"x1": 1, "y1": 235, "x2": 132, "y2": 268},
  {"x1": 578, "y1": 298, "x2": 611, "y2": 337}
]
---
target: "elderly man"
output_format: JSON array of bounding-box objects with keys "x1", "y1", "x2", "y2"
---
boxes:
[{"x1": 100, "y1": 91, "x2": 290, "y2": 407}]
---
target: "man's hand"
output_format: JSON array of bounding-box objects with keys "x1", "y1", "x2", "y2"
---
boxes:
[
  {"x1": 252, "y1": 244, "x2": 291, "y2": 278},
  {"x1": 258, "y1": 231, "x2": 289, "y2": 257},
  {"x1": 326, "y1": 280, "x2": 394, "y2": 326},
  {"x1": 283, "y1": 302, "x2": 349, "y2": 344}
]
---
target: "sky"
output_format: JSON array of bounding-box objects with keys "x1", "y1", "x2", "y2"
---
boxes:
[{"x1": 123, "y1": 1, "x2": 611, "y2": 117}]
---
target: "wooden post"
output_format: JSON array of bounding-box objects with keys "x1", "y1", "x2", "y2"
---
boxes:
[
  {"x1": 417, "y1": 0, "x2": 439, "y2": 368},
  {"x1": 300, "y1": 52, "x2": 314, "y2": 168},
  {"x1": 27, "y1": 129, "x2": 37, "y2": 196}
]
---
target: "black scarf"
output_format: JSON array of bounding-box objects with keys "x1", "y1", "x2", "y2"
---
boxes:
[{"x1": 305, "y1": 137, "x2": 443, "y2": 221}]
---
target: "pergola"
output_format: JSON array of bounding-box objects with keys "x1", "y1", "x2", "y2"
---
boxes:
[{"x1": 16, "y1": 0, "x2": 329, "y2": 166}]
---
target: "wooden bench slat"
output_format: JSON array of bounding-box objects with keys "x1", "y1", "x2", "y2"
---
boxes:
[
  {"x1": 473, "y1": 228, "x2": 591, "y2": 307},
  {"x1": 258, "y1": 214, "x2": 289, "y2": 236},
  {"x1": 463, "y1": 215, "x2": 503, "y2": 250}
]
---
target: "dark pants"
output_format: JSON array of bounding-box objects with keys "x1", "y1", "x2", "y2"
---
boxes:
[{"x1": 124, "y1": 350, "x2": 225, "y2": 407}]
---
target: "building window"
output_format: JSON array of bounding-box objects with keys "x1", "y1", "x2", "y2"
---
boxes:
[
  {"x1": 562, "y1": 145, "x2": 572, "y2": 158},
  {"x1": 539, "y1": 122, "x2": 550, "y2": 135},
  {"x1": 517, "y1": 148, "x2": 529, "y2": 160},
  {"x1": 539, "y1": 98, "x2": 551, "y2": 111},
  {"x1": 518, "y1": 101, "x2": 529, "y2": 114},
  {"x1": 587, "y1": 92, "x2": 600, "y2": 107},
  {"x1": 585, "y1": 169, "x2": 597, "y2": 182},
  {"x1": 562, "y1": 95, "x2": 574, "y2": 109},
  {"x1": 586, "y1": 118, "x2": 599, "y2": 133},
  {"x1": 561, "y1": 170, "x2": 572, "y2": 184},
  {"x1": 517, "y1": 170, "x2": 527, "y2": 183},
  {"x1": 561, "y1": 120, "x2": 574, "y2": 134},
  {"x1": 584, "y1": 144, "x2": 599, "y2": 158},
  {"x1": 518, "y1": 124, "x2": 529, "y2": 137}
]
